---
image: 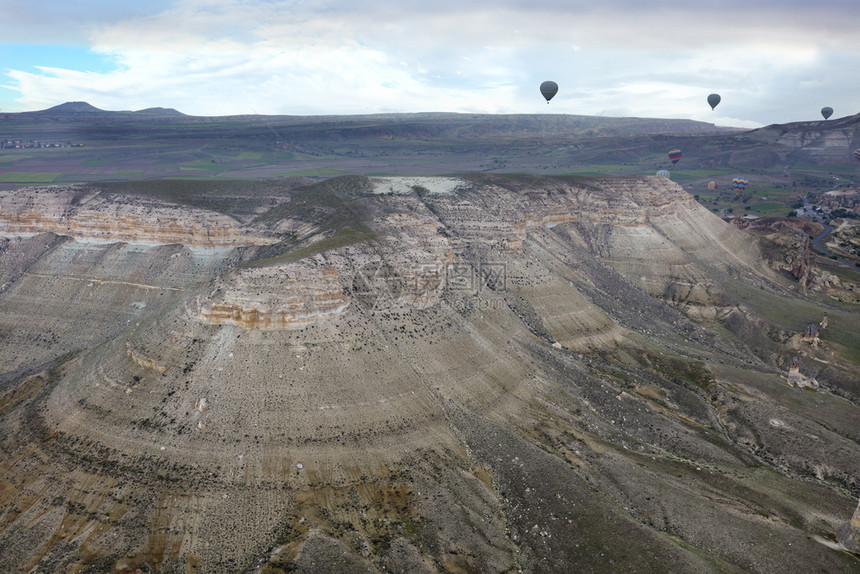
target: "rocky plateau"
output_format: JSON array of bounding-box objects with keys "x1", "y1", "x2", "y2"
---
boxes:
[
  {"x1": 0, "y1": 174, "x2": 858, "y2": 573},
  {"x1": 0, "y1": 187, "x2": 275, "y2": 249}
]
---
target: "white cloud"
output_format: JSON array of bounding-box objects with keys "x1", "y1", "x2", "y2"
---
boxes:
[{"x1": 2, "y1": 0, "x2": 859, "y2": 124}]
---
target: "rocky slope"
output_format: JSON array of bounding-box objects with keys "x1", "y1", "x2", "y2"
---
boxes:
[
  {"x1": 839, "y1": 500, "x2": 860, "y2": 554},
  {"x1": 734, "y1": 216, "x2": 860, "y2": 302},
  {"x1": 0, "y1": 187, "x2": 275, "y2": 249},
  {"x1": 0, "y1": 175, "x2": 857, "y2": 573},
  {"x1": 735, "y1": 112, "x2": 860, "y2": 166}
]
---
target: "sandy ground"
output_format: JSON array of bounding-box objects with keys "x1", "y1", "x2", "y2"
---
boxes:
[{"x1": 370, "y1": 176, "x2": 465, "y2": 195}]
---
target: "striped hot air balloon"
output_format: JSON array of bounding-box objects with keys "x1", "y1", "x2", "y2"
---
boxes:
[
  {"x1": 854, "y1": 149, "x2": 860, "y2": 162},
  {"x1": 731, "y1": 177, "x2": 749, "y2": 192},
  {"x1": 668, "y1": 149, "x2": 682, "y2": 165},
  {"x1": 656, "y1": 170, "x2": 671, "y2": 178}
]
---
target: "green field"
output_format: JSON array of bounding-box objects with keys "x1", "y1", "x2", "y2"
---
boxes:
[
  {"x1": 53, "y1": 173, "x2": 139, "y2": 183},
  {"x1": 791, "y1": 163, "x2": 841, "y2": 172},
  {"x1": 559, "y1": 170, "x2": 613, "y2": 176},
  {"x1": 181, "y1": 160, "x2": 234, "y2": 173},
  {"x1": 0, "y1": 172, "x2": 59, "y2": 183},
  {"x1": 748, "y1": 201, "x2": 790, "y2": 215},
  {"x1": 0, "y1": 154, "x2": 28, "y2": 165},
  {"x1": 293, "y1": 153, "x2": 348, "y2": 161},
  {"x1": 674, "y1": 169, "x2": 735, "y2": 178},
  {"x1": 274, "y1": 168, "x2": 346, "y2": 177},
  {"x1": 559, "y1": 164, "x2": 635, "y2": 176},
  {"x1": 719, "y1": 275, "x2": 860, "y2": 363},
  {"x1": 665, "y1": 172, "x2": 698, "y2": 181}
]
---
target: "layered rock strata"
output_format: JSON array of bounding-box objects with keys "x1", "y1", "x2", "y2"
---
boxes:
[
  {"x1": 0, "y1": 186, "x2": 275, "y2": 248},
  {"x1": 198, "y1": 264, "x2": 349, "y2": 329},
  {"x1": 199, "y1": 211, "x2": 454, "y2": 329},
  {"x1": 1, "y1": 175, "x2": 857, "y2": 574}
]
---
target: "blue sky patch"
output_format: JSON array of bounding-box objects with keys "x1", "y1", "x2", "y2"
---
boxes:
[{"x1": 3, "y1": 44, "x2": 118, "y2": 75}]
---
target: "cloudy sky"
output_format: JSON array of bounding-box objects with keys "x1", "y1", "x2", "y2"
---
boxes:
[{"x1": 1, "y1": 0, "x2": 858, "y2": 127}]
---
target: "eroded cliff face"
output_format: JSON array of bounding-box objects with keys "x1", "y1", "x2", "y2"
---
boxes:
[
  {"x1": 425, "y1": 176, "x2": 772, "y2": 319},
  {"x1": 837, "y1": 500, "x2": 860, "y2": 554},
  {"x1": 0, "y1": 187, "x2": 275, "y2": 248},
  {"x1": 198, "y1": 211, "x2": 454, "y2": 329},
  {"x1": 761, "y1": 227, "x2": 815, "y2": 292},
  {"x1": 1, "y1": 175, "x2": 858, "y2": 574},
  {"x1": 424, "y1": 176, "x2": 676, "y2": 252},
  {"x1": 731, "y1": 217, "x2": 860, "y2": 302},
  {"x1": 776, "y1": 128, "x2": 853, "y2": 150},
  {"x1": 768, "y1": 124, "x2": 859, "y2": 165},
  {"x1": 198, "y1": 264, "x2": 349, "y2": 329}
]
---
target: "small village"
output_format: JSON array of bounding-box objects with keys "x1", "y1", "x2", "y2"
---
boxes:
[{"x1": 0, "y1": 138, "x2": 83, "y2": 149}]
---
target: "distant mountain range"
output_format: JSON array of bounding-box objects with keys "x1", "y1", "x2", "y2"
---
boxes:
[
  {"x1": 17, "y1": 101, "x2": 738, "y2": 137},
  {"x1": 16, "y1": 100, "x2": 860, "y2": 145},
  {"x1": 1, "y1": 102, "x2": 858, "y2": 182},
  {"x1": 38, "y1": 101, "x2": 188, "y2": 117}
]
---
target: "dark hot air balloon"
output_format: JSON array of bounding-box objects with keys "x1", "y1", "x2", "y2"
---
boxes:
[
  {"x1": 540, "y1": 81, "x2": 558, "y2": 103},
  {"x1": 854, "y1": 149, "x2": 860, "y2": 162},
  {"x1": 821, "y1": 107, "x2": 833, "y2": 120},
  {"x1": 707, "y1": 93, "x2": 721, "y2": 110},
  {"x1": 668, "y1": 149, "x2": 682, "y2": 165}
]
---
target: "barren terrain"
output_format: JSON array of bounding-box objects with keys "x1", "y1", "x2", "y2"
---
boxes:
[
  {"x1": 0, "y1": 174, "x2": 858, "y2": 573},
  {"x1": 3, "y1": 104, "x2": 859, "y2": 215}
]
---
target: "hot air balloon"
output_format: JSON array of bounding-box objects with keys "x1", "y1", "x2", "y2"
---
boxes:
[
  {"x1": 821, "y1": 107, "x2": 833, "y2": 120},
  {"x1": 854, "y1": 149, "x2": 860, "y2": 162},
  {"x1": 668, "y1": 149, "x2": 682, "y2": 166},
  {"x1": 731, "y1": 177, "x2": 749, "y2": 192},
  {"x1": 656, "y1": 170, "x2": 671, "y2": 178},
  {"x1": 540, "y1": 81, "x2": 558, "y2": 103},
  {"x1": 707, "y1": 94, "x2": 721, "y2": 110},
  {"x1": 707, "y1": 181, "x2": 716, "y2": 190}
]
